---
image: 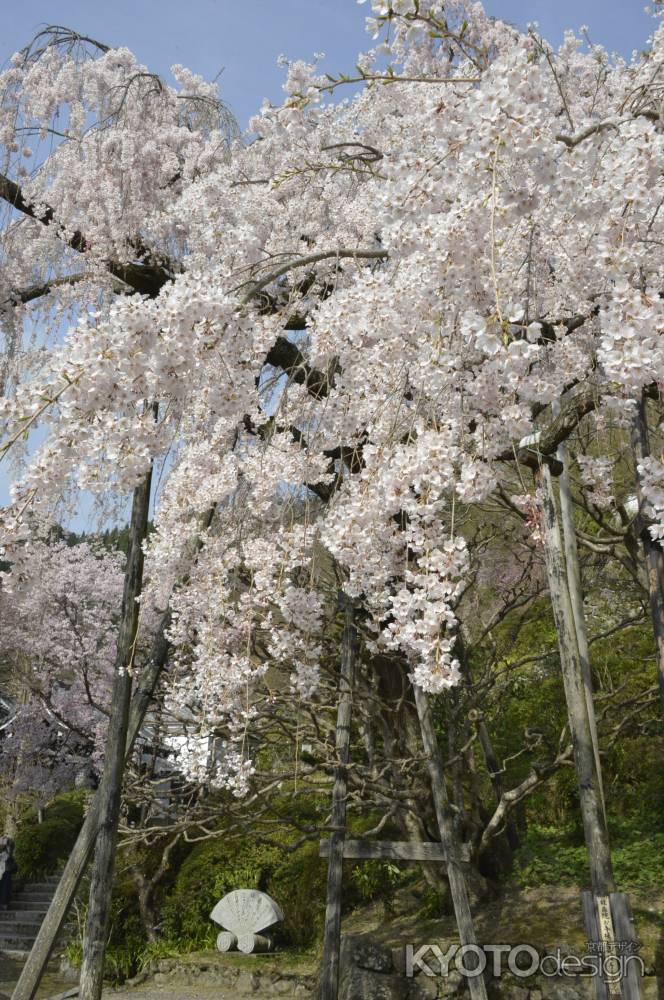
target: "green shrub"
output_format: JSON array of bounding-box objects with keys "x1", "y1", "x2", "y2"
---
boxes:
[
  {"x1": 510, "y1": 824, "x2": 664, "y2": 889},
  {"x1": 613, "y1": 833, "x2": 664, "y2": 886},
  {"x1": 160, "y1": 822, "x2": 406, "y2": 952},
  {"x1": 15, "y1": 790, "x2": 86, "y2": 879},
  {"x1": 267, "y1": 841, "x2": 328, "y2": 948},
  {"x1": 347, "y1": 859, "x2": 411, "y2": 916},
  {"x1": 161, "y1": 837, "x2": 283, "y2": 948}
]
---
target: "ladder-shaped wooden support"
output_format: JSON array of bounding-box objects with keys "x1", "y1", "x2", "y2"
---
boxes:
[
  {"x1": 319, "y1": 598, "x2": 487, "y2": 1000},
  {"x1": 320, "y1": 840, "x2": 471, "y2": 862},
  {"x1": 319, "y1": 596, "x2": 357, "y2": 1000}
]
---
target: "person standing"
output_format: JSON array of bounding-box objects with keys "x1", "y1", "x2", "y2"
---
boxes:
[{"x1": 0, "y1": 837, "x2": 17, "y2": 910}]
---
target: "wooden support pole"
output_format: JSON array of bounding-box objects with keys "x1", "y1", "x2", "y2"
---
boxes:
[
  {"x1": 556, "y1": 437, "x2": 606, "y2": 819},
  {"x1": 538, "y1": 465, "x2": 615, "y2": 897},
  {"x1": 412, "y1": 684, "x2": 488, "y2": 1000},
  {"x1": 78, "y1": 468, "x2": 153, "y2": 1000},
  {"x1": 12, "y1": 505, "x2": 216, "y2": 1000},
  {"x1": 10, "y1": 612, "x2": 171, "y2": 1000},
  {"x1": 320, "y1": 596, "x2": 357, "y2": 1000},
  {"x1": 581, "y1": 891, "x2": 610, "y2": 1000},
  {"x1": 610, "y1": 893, "x2": 642, "y2": 1000},
  {"x1": 582, "y1": 891, "x2": 642, "y2": 1000},
  {"x1": 632, "y1": 391, "x2": 664, "y2": 717}
]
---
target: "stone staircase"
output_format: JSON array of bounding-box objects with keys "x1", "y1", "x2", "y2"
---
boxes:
[{"x1": 0, "y1": 873, "x2": 62, "y2": 957}]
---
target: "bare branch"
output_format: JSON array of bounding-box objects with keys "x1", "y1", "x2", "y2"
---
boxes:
[{"x1": 240, "y1": 248, "x2": 388, "y2": 304}]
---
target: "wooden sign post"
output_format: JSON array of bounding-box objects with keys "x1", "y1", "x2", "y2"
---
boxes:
[{"x1": 582, "y1": 891, "x2": 642, "y2": 1000}]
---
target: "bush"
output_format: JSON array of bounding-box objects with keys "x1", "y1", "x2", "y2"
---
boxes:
[
  {"x1": 160, "y1": 821, "x2": 405, "y2": 952},
  {"x1": 161, "y1": 837, "x2": 282, "y2": 948},
  {"x1": 160, "y1": 834, "x2": 329, "y2": 949},
  {"x1": 267, "y1": 841, "x2": 328, "y2": 948},
  {"x1": 510, "y1": 824, "x2": 664, "y2": 889},
  {"x1": 14, "y1": 790, "x2": 86, "y2": 879}
]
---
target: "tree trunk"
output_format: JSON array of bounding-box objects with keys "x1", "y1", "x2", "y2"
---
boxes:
[
  {"x1": 456, "y1": 635, "x2": 520, "y2": 851},
  {"x1": 445, "y1": 694, "x2": 467, "y2": 836},
  {"x1": 136, "y1": 879, "x2": 159, "y2": 944},
  {"x1": 4, "y1": 798, "x2": 19, "y2": 840},
  {"x1": 556, "y1": 437, "x2": 606, "y2": 818},
  {"x1": 538, "y1": 464, "x2": 615, "y2": 896},
  {"x1": 372, "y1": 655, "x2": 445, "y2": 891},
  {"x1": 412, "y1": 684, "x2": 488, "y2": 1000},
  {"x1": 474, "y1": 716, "x2": 519, "y2": 850},
  {"x1": 78, "y1": 469, "x2": 153, "y2": 1000},
  {"x1": 631, "y1": 391, "x2": 664, "y2": 716}
]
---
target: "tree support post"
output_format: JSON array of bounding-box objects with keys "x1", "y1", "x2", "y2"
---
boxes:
[
  {"x1": 556, "y1": 436, "x2": 606, "y2": 819},
  {"x1": 12, "y1": 500, "x2": 215, "y2": 1000},
  {"x1": 320, "y1": 595, "x2": 357, "y2": 1000},
  {"x1": 412, "y1": 683, "x2": 488, "y2": 1000},
  {"x1": 11, "y1": 610, "x2": 173, "y2": 1000},
  {"x1": 11, "y1": 471, "x2": 153, "y2": 1000},
  {"x1": 631, "y1": 391, "x2": 664, "y2": 717},
  {"x1": 538, "y1": 464, "x2": 614, "y2": 897},
  {"x1": 77, "y1": 467, "x2": 153, "y2": 1000}
]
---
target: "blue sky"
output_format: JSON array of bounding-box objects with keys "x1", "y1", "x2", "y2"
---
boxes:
[
  {"x1": 0, "y1": 1, "x2": 657, "y2": 526},
  {"x1": 2, "y1": 2, "x2": 657, "y2": 130}
]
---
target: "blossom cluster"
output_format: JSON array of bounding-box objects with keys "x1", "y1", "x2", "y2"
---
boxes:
[{"x1": 2, "y1": 2, "x2": 664, "y2": 790}]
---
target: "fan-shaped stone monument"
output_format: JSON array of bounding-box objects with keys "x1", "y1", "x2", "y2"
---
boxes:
[{"x1": 210, "y1": 889, "x2": 283, "y2": 954}]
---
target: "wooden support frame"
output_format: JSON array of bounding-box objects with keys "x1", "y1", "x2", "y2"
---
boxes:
[
  {"x1": 319, "y1": 596, "x2": 487, "y2": 1000},
  {"x1": 320, "y1": 839, "x2": 471, "y2": 863},
  {"x1": 320, "y1": 596, "x2": 357, "y2": 1000}
]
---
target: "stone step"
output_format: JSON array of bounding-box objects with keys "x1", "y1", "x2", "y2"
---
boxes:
[
  {"x1": 0, "y1": 920, "x2": 44, "y2": 936},
  {"x1": 0, "y1": 948, "x2": 65, "y2": 977},
  {"x1": 8, "y1": 901, "x2": 49, "y2": 911},
  {"x1": 0, "y1": 913, "x2": 70, "y2": 928},
  {"x1": 0, "y1": 932, "x2": 39, "y2": 948},
  {"x1": 0, "y1": 912, "x2": 44, "y2": 925},
  {"x1": 0, "y1": 930, "x2": 66, "y2": 946},
  {"x1": 19, "y1": 882, "x2": 57, "y2": 893},
  {"x1": 13, "y1": 892, "x2": 52, "y2": 903},
  {"x1": 0, "y1": 946, "x2": 30, "y2": 962}
]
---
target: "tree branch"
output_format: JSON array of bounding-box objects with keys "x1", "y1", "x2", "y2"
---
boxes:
[
  {"x1": 240, "y1": 248, "x2": 387, "y2": 304},
  {"x1": 7, "y1": 272, "x2": 130, "y2": 307},
  {"x1": 0, "y1": 172, "x2": 171, "y2": 298}
]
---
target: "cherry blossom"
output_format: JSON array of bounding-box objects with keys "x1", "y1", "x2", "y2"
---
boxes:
[{"x1": 2, "y1": 0, "x2": 664, "y2": 736}]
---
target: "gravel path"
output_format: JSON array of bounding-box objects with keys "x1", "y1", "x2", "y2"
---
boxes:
[
  {"x1": 102, "y1": 988, "x2": 240, "y2": 999},
  {"x1": 1, "y1": 986, "x2": 251, "y2": 1000}
]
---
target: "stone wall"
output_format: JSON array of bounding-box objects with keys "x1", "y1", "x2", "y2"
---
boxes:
[{"x1": 134, "y1": 936, "x2": 659, "y2": 1000}]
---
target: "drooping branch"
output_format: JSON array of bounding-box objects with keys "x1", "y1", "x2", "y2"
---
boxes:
[
  {"x1": 499, "y1": 384, "x2": 605, "y2": 474},
  {"x1": 555, "y1": 121, "x2": 620, "y2": 148},
  {"x1": 6, "y1": 272, "x2": 130, "y2": 307},
  {"x1": 0, "y1": 173, "x2": 171, "y2": 299}
]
